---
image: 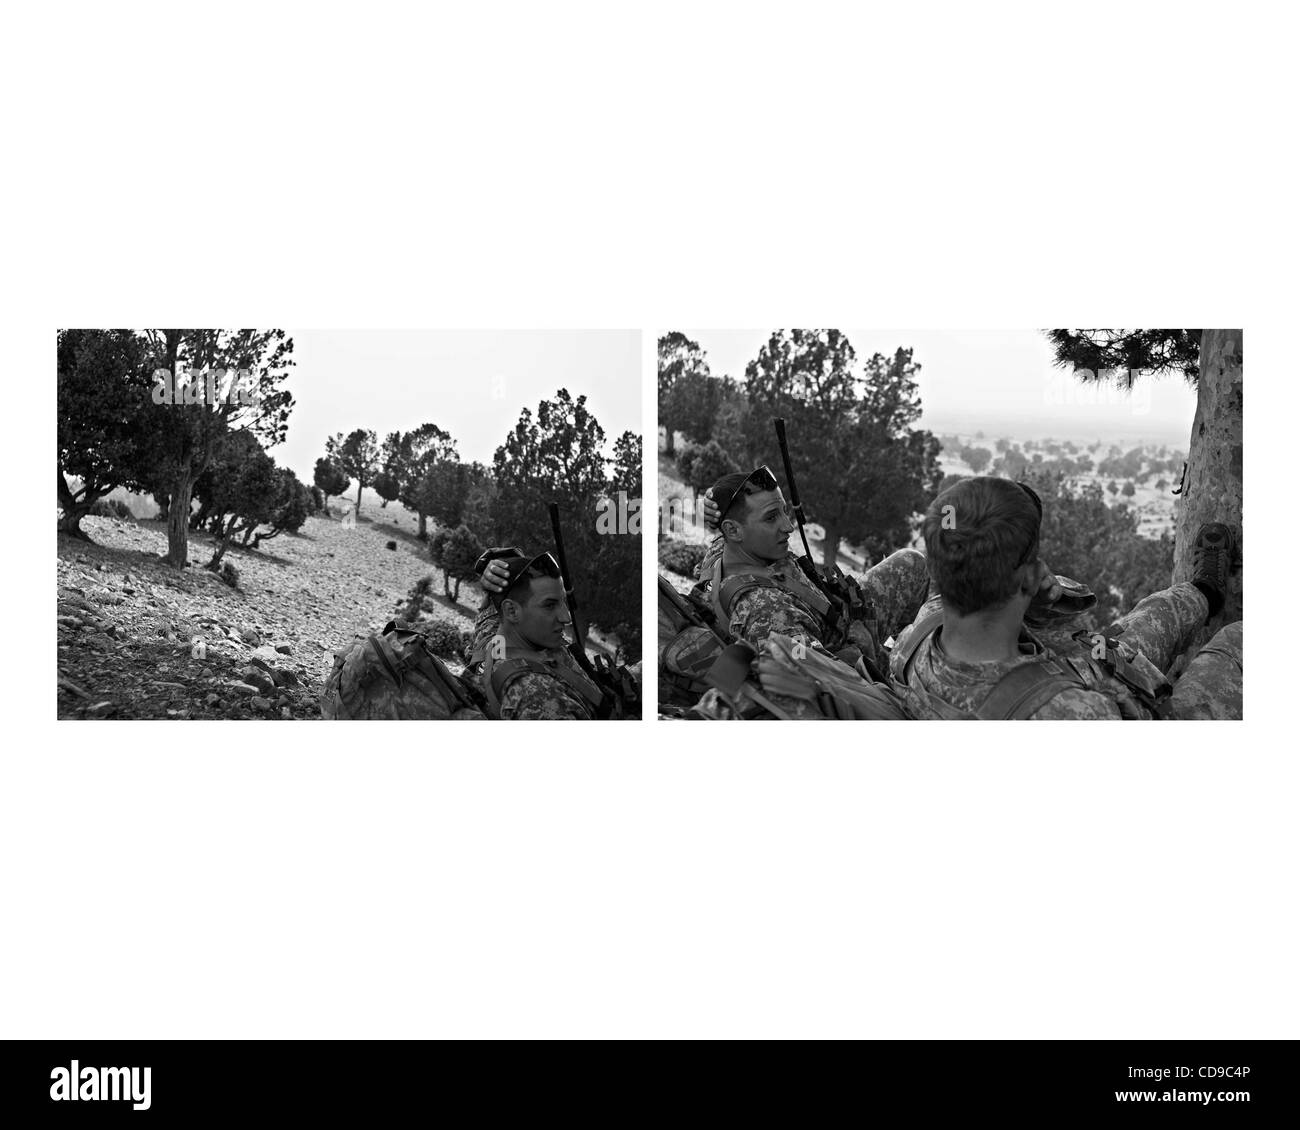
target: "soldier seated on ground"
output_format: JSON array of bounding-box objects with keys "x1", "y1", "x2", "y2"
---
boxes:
[
  {"x1": 695, "y1": 469, "x2": 930, "y2": 664},
  {"x1": 890, "y1": 476, "x2": 1242, "y2": 720},
  {"x1": 471, "y1": 550, "x2": 606, "y2": 720}
]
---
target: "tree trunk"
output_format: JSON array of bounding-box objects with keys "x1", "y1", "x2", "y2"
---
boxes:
[
  {"x1": 417, "y1": 511, "x2": 427, "y2": 540},
  {"x1": 165, "y1": 471, "x2": 193, "y2": 567},
  {"x1": 356, "y1": 479, "x2": 364, "y2": 516},
  {"x1": 207, "y1": 518, "x2": 236, "y2": 570},
  {"x1": 664, "y1": 428, "x2": 675, "y2": 456},
  {"x1": 153, "y1": 491, "x2": 171, "y2": 521},
  {"x1": 57, "y1": 469, "x2": 95, "y2": 540},
  {"x1": 452, "y1": 578, "x2": 461, "y2": 601},
  {"x1": 1172, "y1": 330, "x2": 1243, "y2": 630}
]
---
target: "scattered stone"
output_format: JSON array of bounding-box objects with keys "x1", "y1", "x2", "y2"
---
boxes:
[
  {"x1": 229, "y1": 681, "x2": 260, "y2": 696},
  {"x1": 386, "y1": 541, "x2": 398, "y2": 551},
  {"x1": 205, "y1": 693, "x2": 221, "y2": 706},
  {"x1": 58, "y1": 615, "x2": 82, "y2": 629},
  {"x1": 240, "y1": 627, "x2": 262, "y2": 645},
  {"x1": 250, "y1": 695, "x2": 272, "y2": 711},
  {"x1": 276, "y1": 695, "x2": 290, "y2": 707},
  {"x1": 275, "y1": 643, "x2": 293, "y2": 655},
  {"x1": 276, "y1": 668, "x2": 299, "y2": 688},
  {"x1": 240, "y1": 667, "x2": 276, "y2": 693},
  {"x1": 280, "y1": 707, "x2": 292, "y2": 719},
  {"x1": 86, "y1": 701, "x2": 115, "y2": 718}
]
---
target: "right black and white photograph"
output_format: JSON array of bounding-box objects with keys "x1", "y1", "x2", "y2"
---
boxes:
[{"x1": 658, "y1": 329, "x2": 1243, "y2": 720}]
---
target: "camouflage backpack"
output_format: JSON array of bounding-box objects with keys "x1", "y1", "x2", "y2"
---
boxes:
[
  {"x1": 694, "y1": 634, "x2": 913, "y2": 720},
  {"x1": 658, "y1": 576, "x2": 728, "y2": 707},
  {"x1": 321, "y1": 620, "x2": 487, "y2": 720}
]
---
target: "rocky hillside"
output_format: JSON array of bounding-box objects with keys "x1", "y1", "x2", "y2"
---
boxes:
[{"x1": 56, "y1": 497, "x2": 484, "y2": 720}]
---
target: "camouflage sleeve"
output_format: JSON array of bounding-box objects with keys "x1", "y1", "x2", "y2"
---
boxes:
[
  {"x1": 468, "y1": 600, "x2": 501, "y2": 664},
  {"x1": 696, "y1": 534, "x2": 724, "y2": 582},
  {"x1": 729, "y1": 586, "x2": 831, "y2": 654},
  {"x1": 498, "y1": 672, "x2": 593, "y2": 720}
]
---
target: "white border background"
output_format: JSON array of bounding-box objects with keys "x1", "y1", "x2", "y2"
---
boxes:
[{"x1": 5, "y1": 0, "x2": 1296, "y2": 1038}]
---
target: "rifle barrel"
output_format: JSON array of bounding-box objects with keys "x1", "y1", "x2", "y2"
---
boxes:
[
  {"x1": 773, "y1": 417, "x2": 815, "y2": 562},
  {"x1": 548, "y1": 502, "x2": 598, "y2": 679}
]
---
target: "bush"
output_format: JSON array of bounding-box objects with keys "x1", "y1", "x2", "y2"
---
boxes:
[
  {"x1": 611, "y1": 620, "x2": 642, "y2": 663},
  {"x1": 421, "y1": 620, "x2": 471, "y2": 663},
  {"x1": 219, "y1": 560, "x2": 241, "y2": 589},
  {"x1": 676, "y1": 440, "x2": 739, "y2": 497},
  {"x1": 89, "y1": 498, "x2": 133, "y2": 520},
  {"x1": 658, "y1": 538, "x2": 706, "y2": 578},
  {"x1": 429, "y1": 524, "x2": 485, "y2": 601},
  {"x1": 400, "y1": 575, "x2": 435, "y2": 622}
]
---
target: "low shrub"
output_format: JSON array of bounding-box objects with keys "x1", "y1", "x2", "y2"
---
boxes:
[
  {"x1": 421, "y1": 620, "x2": 471, "y2": 663},
  {"x1": 658, "y1": 538, "x2": 706, "y2": 578},
  {"x1": 89, "y1": 498, "x2": 134, "y2": 520}
]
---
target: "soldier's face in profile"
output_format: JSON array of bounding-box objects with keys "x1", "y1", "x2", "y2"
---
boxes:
[
  {"x1": 513, "y1": 576, "x2": 571, "y2": 649},
  {"x1": 724, "y1": 487, "x2": 795, "y2": 562}
]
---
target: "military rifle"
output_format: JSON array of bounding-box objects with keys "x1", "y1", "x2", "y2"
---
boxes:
[
  {"x1": 772, "y1": 417, "x2": 880, "y2": 670},
  {"x1": 548, "y1": 502, "x2": 640, "y2": 717}
]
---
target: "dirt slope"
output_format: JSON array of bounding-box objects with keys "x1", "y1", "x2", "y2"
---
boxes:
[{"x1": 56, "y1": 499, "x2": 482, "y2": 720}]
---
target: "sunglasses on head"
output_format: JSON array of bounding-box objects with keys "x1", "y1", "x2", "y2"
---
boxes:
[
  {"x1": 718, "y1": 465, "x2": 781, "y2": 525},
  {"x1": 527, "y1": 552, "x2": 561, "y2": 578}
]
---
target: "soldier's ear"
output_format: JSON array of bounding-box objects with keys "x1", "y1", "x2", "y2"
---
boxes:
[
  {"x1": 720, "y1": 516, "x2": 744, "y2": 543},
  {"x1": 1014, "y1": 562, "x2": 1037, "y2": 598},
  {"x1": 501, "y1": 597, "x2": 522, "y2": 623}
]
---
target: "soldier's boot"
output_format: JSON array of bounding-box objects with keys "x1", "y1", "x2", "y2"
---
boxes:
[{"x1": 1190, "y1": 522, "x2": 1235, "y2": 621}]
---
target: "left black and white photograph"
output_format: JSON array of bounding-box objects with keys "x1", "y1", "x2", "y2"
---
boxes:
[{"x1": 56, "y1": 329, "x2": 642, "y2": 720}]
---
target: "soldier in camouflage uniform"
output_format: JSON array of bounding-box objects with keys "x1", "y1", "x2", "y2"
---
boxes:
[
  {"x1": 677, "y1": 470, "x2": 929, "y2": 718},
  {"x1": 464, "y1": 545, "x2": 524, "y2": 680},
  {"x1": 890, "y1": 477, "x2": 1242, "y2": 720},
  {"x1": 698, "y1": 469, "x2": 931, "y2": 662},
  {"x1": 471, "y1": 550, "x2": 606, "y2": 720}
]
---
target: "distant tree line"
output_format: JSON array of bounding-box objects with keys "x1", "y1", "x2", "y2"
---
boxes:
[
  {"x1": 659, "y1": 330, "x2": 941, "y2": 568},
  {"x1": 311, "y1": 389, "x2": 642, "y2": 654}
]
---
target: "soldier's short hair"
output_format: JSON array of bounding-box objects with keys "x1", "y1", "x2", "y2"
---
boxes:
[{"x1": 922, "y1": 477, "x2": 1041, "y2": 616}]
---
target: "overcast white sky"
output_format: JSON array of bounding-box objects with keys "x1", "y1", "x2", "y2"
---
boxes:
[
  {"x1": 680, "y1": 329, "x2": 1198, "y2": 446},
  {"x1": 276, "y1": 330, "x2": 641, "y2": 480}
]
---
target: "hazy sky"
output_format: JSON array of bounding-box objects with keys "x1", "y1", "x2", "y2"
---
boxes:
[
  {"x1": 277, "y1": 330, "x2": 641, "y2": 481},
  {"x1": 680, "y1": 329, "x2": 1199, "y2": 446}
]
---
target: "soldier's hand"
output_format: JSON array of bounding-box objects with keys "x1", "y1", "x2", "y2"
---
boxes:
[
  {"x1": 1030, "y1": 559, "x2": 1063, "y2": 606},
  {"x1": 702, "y1": 488, "x2": 721, "y2": 531},
  {"x1": 480, "y1": 557, "x2": 511, "y2": 594}
]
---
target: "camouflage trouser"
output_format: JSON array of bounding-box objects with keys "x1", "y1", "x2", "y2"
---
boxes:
[
  {"x1": 854, "y1": 549, "x2": 931, "y2": 643},
  {"x1": 1106, "y1": 582, "x2": 1243, "y2": 720},
  {"x1": 1170, "y1": 620, "x2": 1243, "y2": 720}
]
